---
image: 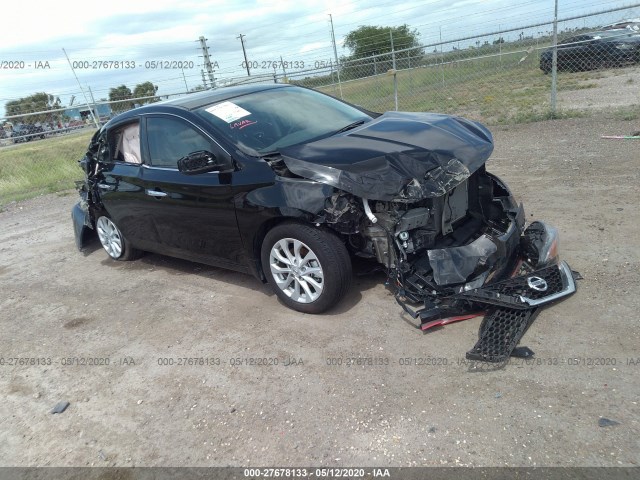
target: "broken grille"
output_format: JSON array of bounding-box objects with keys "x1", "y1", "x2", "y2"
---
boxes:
[{"x1": 466, "y1": 307, "x2": 539, "y2": 363}]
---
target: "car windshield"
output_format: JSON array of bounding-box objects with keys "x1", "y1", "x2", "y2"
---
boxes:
[{"x1": 195, "y1": 87, "x2": 372, "y2": 155}]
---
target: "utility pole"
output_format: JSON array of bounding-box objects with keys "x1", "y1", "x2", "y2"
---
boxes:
[
  {"x1": 329, "y1": 14, "x2": 343, "y2": 99},
  {"x1": 198, "y1": 36, "x2": 216, "y2": 88},
  {"x1": 237, "y1": 34, "x2": 250, "y2": 76}
]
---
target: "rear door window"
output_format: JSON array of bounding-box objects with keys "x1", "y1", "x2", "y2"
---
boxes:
[{"x1": 109, "y1": 122, "x2": 141, "y2": 164}]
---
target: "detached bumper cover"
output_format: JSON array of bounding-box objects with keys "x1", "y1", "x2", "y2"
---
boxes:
[
  {"x1": 71, "y1": 201, "x2": 94, "y2": 250},
  {"x1": 462, "y1": 261, "x2": 577, "y2": 363},
  {"x1": 400, "y1": 259, "x2": 578, "y2": 364},
  {"x1": 457, "y1": 261, "x2": 576, "y2": 309}
]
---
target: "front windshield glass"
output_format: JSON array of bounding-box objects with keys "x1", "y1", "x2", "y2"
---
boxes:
[{"x1": 195, "y1": 87, "x2": 372, "y2": 155}]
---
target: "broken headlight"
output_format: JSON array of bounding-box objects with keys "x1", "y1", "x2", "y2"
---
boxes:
[{"x1": 521, "y1": 221, "x2": 559, "y2": 268}]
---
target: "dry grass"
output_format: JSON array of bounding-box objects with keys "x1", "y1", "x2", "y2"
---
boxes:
[{"x1": 0, "y1": 130, "x2": 94, "y2": 206}]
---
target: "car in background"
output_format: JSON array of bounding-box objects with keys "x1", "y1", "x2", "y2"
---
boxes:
[
  {"x1": 11, "y1": 123, "x2": 46, "y2": 143},
  {"x1": 540, "y1": 30, "x2": 640, "y2": 73},
  {"x1": 602, "y1": 18, "x2": 640, "y2": 32}
]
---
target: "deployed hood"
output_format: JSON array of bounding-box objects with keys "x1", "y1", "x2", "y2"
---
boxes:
[{"x1": 279, "y1": 112, "x2": 494, "y2": 201}]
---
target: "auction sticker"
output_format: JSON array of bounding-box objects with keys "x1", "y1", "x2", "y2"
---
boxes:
[{"x1": 205, "y1": 101, "x2": 251, "y2": 123}]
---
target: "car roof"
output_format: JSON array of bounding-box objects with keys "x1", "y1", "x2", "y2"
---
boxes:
[
  {"x1": 102, "y1": 83, "x2": 295, "y2": 129},
  {"x1": 584, "y1": 30, "x2": 633, "y2": 38},
  {"x1": 159, "y1": 83, "x2": 293, "y2": 110}
]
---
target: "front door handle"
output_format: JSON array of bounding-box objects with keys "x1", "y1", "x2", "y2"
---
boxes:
[
  {"x1": 146, "y1": 189, "x2": 167, "y2": 198},
  {"x1": 97, "y1": 183, "x2": 115, "y2": 191}
]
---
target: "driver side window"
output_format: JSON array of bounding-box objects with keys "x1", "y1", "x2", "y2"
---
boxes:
[{"x1": 146, "y1": 116, "x2": 215, "y2": 168}]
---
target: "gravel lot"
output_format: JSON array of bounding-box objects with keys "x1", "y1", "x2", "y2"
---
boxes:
[{"x1": 0, "y1": 115, "x2": 638, "y2": 468}]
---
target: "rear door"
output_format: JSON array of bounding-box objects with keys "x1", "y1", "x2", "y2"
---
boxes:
[{"x1": 97, "y1": 119, "x2": 155, "y2": 247}]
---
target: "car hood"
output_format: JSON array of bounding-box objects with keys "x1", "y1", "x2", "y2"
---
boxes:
[{"x1": 278, "y1": 111, "x2": 494, "y2": 201}]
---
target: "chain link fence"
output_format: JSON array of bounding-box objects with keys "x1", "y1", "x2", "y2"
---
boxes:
[
  {"x1": 1, "y1": 4, "x2": 639, "y2": 207},
  {"x1": 289, "y1": 5, "x2": 640, "y2": 122}
]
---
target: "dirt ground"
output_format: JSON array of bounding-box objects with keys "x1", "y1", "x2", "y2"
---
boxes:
[
  {"x1": 0, "y1": 115, "x2": 638, "y2": 468},
  {"x1": 557, "y1": 65, "x2": 640, "y2": 111}
]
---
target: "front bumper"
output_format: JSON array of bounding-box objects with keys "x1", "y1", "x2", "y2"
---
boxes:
[{"x1": 396, "y1": 219, "x2": 578, "y2": 363}]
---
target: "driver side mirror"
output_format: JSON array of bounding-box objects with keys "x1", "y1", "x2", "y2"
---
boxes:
[{"x1": 177, "y1": 150, "x2": 226, "y2": 175}]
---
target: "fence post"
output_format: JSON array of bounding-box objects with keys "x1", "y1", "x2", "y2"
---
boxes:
[
  {"x1": 439, "y1": 27, "x2": 445, "y2": 88},
  {"x1": 329, "y1": 14, "x2": 343, "y2": 99},
  {"x1": 551, "y1": 0, "x2": 559, "y2": 115},
  {"x1": 62, "y1": 48, "x2": 100, "y2": 129},
  {"x1": 87, "y1": 86, "x2": 101, "y2": 128},
  {"x1": 390, "y1": 31, "x2": 398, "y2": 111},
  {"x1": 394, "y1": 72, "x2": 398, "y2": 111}
]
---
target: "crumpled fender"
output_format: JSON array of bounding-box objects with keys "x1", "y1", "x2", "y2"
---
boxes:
[{"x1": 244, "y1": 176, "x2": 335, "y2": 219}]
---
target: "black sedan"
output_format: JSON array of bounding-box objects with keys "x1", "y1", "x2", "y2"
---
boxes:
[
  {"x1": 72, "y1": 84, "x2": 576, "y2": 359},
  {"x1": 540, "y1": 30, "x2": 640, "y2": 73}
]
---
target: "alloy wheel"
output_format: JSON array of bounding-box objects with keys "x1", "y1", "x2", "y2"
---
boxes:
[
  {"x1": 269, "y1": 238, "x2": 324, "y2": 304},
  {"x1": 96, "y1": 216, "x2": 123, "y2": 259}
]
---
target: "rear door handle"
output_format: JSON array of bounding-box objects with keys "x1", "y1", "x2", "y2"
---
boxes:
[{"x1": 146, "y1": 189, "x2": 167, "y2": 198}]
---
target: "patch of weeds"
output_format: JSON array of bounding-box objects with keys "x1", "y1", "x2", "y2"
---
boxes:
[
  {"x1": 503, "y1": 108, "x2": 587, "y2": 124},
  {"x1": 611, "y1": 106, "x2": 640, "y2": 121},
  {"x1": 558, "y1": 82, "x2": 598, "y2": 91}
]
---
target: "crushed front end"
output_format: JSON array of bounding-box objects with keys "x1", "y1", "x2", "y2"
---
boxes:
[
  {"x1": 354, "y1": 166, "x2": 577, "y2": 363},
  {"x1": 281, "y1": 112, "x2": 578, "y2": 364}
]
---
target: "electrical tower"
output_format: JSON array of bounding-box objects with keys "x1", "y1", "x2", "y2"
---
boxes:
[{"x1": 198, "y1": 36, "x2": 216, "y2": 89}]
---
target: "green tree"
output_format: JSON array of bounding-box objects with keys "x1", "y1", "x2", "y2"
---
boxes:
[
  {"x1": 133, "y1": 81, "x2": 159, "y2": 103},
  {"x1": 108, "y1": 85, "x2": 133, "y2": 102},
  {"x1": 108, "y1": 85, "x2": 134, "y2": 114},
  {"x1": 5, "y1": 92, "x2": 62, "y2": 124},
  {"x1": 341, "y1": 24, "x2": 423, "y2": 78},
  {"x1": 344, "y1": 24, "x2": 422, "y2": 58}
]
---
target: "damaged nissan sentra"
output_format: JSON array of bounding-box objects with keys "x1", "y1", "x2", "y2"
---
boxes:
[{"x1": 72, "y1": 84, "x2": 577, "y2": 362}]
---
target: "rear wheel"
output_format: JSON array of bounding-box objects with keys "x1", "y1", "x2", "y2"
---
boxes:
[
  {"x1": 540, "y1": 60, "x2": 551, "y2": 74},
  {"x1": 96, "y1": 216, "x2": 142, "y2": 261},
  {"x1": 261, "y1": 223, "x2": 352, "y2": 314}
]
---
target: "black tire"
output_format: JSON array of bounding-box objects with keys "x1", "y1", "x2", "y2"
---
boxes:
[
  {"x1": 261, "y1": 222, "x2": 352, "y2": 314},
  {"x1": 95, "y1": 215, "x2": 143, "y2": 261},
  {"x1": 540, "y1": 61, "x2": 551, "y2": 74}
]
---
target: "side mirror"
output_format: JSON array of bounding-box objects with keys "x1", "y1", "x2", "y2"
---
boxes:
[{"x1": 177, "y1": 150, "x2": 226, "y2": 175}]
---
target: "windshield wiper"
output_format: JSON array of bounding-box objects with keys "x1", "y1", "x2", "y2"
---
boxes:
[{"x1": 333, "y1": 120, "x2": 366, "y2": 135}]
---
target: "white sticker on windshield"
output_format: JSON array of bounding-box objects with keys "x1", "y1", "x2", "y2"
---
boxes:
[{"x1": 205, "y1": 101, "x2": 251, "y2": 123}]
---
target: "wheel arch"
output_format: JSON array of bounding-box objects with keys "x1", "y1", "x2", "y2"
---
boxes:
[{"x1": 249, "y1": 216, "x2": 349, "y2": 283}]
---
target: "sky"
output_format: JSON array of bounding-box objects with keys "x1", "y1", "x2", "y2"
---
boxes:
[{"x1": 1, "y1": 0, "x2": 638, "y2": 116}]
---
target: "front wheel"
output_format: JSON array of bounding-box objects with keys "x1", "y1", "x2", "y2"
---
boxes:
[{"x1": 261, "y1": 223, "x2": 352, "y2": 314}]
